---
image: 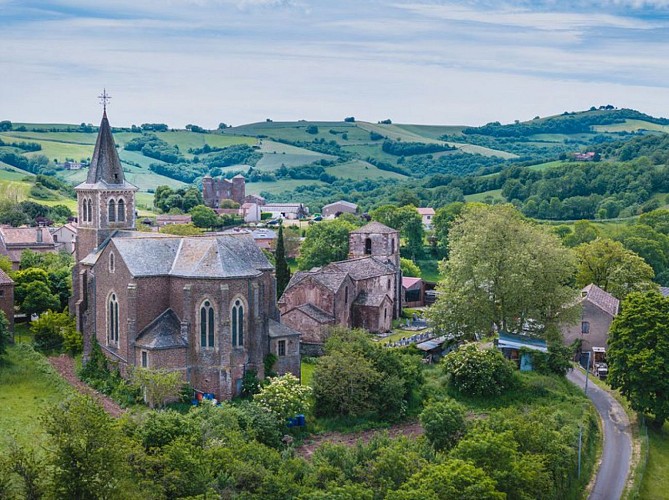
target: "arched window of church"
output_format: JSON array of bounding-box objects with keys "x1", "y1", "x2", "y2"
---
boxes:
[
  {"x1": 108, "y1": 292, "x2": 119, "y2": 345},
  {"x1": 108, "y1": 199, "x2": 116, "y2": 222},
  {"x1": 391, "y1": 238, "x2": 395, "y2": 253},
  {"x1": 87, "y1": 198, "x2": 93, "y2": 223},
  {"x1": 117, "y1": 199, "x2": 125, "y2": 222},
  {"x1": 109, "y1": 252, "x2": 115, "y2": 273},
  {"x1": 200, "y1": 300, "x2": 215, "y2": 348},
  {"x1": 231, "y1": 299, "x2": 244, "y2": 347},
  {"x1": 81, "y1": 200, "x2": 87, "y2": 222},
  {"x1": 365, "y1": 237, "x2": 372, "y2": 255}
]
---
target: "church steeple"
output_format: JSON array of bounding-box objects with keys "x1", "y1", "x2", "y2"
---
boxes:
[
  {"x1": 75, "y1": 102, "x2": 138, "y2": 261},
  {"x1": 86, "y1": 111, "x2": 126, "y2": 185}
]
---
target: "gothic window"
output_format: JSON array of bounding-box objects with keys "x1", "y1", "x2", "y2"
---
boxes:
[
  {"x1": 231, "y1": 299, "x2": 244, "y2": 347},
  {"x1": 200, "y1": 300, "x2": 215, "y2": 348},
  {"x1": 81, "y1": 200, "x2": 87, "y2": 222},
  {"x1": 108, "y1": 292, "x2": 119, "y2": 345},
  {"x1": 109, "y1": 252, "x2": 115, "y2": 273},
  {"x1": 108, "y1": 199, "x2": 116, "y2": 222},
  {"x1": 387, "y1": 278, "x2": 391, "y2": 290},
  {"x1": 141, "y1": 350, "x2": 148, "y2": 368},
  {"x1": 117, "y1": 198, "x2": 125, "y2": 222},
  {"x1": 278, "y1": 340, "x2": 286, "y2": 357},
  {"x1": 87, "y1": 198, "x2": 93, "y2": 223},
  {"x1": 365, "y1": 237, "x2": 372, "y2": 255}
]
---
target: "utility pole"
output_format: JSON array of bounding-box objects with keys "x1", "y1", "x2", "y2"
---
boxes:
[{"x1": 577, "y1": 425, "x2": 583, "y2": 478}]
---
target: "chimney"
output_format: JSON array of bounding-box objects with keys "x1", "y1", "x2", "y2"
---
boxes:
[{"x1": 36, "y1": 227, "x2": 43, "y2": 243}]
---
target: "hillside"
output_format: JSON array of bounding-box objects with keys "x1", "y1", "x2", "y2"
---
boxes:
[{"x1": 1, "y1": 106, "x2": 668, "y2": 213}]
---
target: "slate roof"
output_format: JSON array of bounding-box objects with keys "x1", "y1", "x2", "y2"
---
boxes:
[
  {"x1": 323, "y1": 200, "x2": 357, "y2": 210},
  {"x1": 0, "y1": 268, "x2": 14, "y2": 285},
  {"x1": 296, "y1": 303, "x2": 335, "y2": 324},
  {"x1": 350, "y1": 221, "x2": 397, "y2": 234},
  {"x1": 325, "y1": 256, "x2": 395, "y2": 281},
  {"x1": 75, "y1": 111, "x2": 137, "y2": 191},
  {"x1": 268, "y1": 319, "x2": 301, "y2": 338},
  {"x1": 111, "y1": 233, "x2": 273, "y2": 278},
  {"x1": 353, "y1": 292, "x2": 391, "y2": 307},
  {"x1": 135, "y1": 309, "x2": 187, "y2": 350},
  {"x1": 582, "y1": 284, "x2": 620, "y2": 317}
]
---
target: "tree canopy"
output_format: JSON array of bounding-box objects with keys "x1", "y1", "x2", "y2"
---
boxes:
[
  {"x1": 428, "y1": 204, "x2": 578, "y2": 339},
  {"x1": 298, "y1": 219, "x2": 356, "y2": 270}
]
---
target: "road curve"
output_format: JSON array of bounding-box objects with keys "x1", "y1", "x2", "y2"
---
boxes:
[{"x1": 567, "y1": 368, "x2": 632, "y2": 500}]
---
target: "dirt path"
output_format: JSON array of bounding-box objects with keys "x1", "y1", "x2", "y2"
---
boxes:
[
  {"x1": 296, "y1": 421, "x2": 424, "y2": 459},
  {"x1": 48, "y1": 354, "x2": 125, "y2": 418}
]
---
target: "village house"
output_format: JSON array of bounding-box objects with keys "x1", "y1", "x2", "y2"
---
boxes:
[
  {"x1": 0, "y1": 269, "x2": 14, "y2": 333},
  {"x1": 417, "y1": 207, "x2": 435, "y2": 229},
  {"x1": 561, "y1": 284, "x2": 619, "y2": 363},
  {"x1": 279, "y1": 221, "x2": 401, "y2": 349},
  {"x1": 50, "y1": 222, "x2": 78, "y2": 255},
  {"x1": 402, "y1": 276, "x2": 425, "y2": 308},
  {"x1": 0, "y1": 226, "x2": 57, "y2": 270},
  {"x1": 155, "y1": 214, "x2": 193, "y2": 227},
  {"x1": 240, "y1": 202, "x2": 261, "y2": 223},
  {"x1": 262, "y1": 203, "x2": 309, "y2": 220},
  {"x1": 322, "y1": 200, "x2": 358, "y2": 218},
  {"x1": 71, "y1": 111, "x2": 300, "y2": 400}
]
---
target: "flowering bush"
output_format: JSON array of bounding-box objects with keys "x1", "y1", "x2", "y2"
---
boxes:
[
  {"x1": 254, "y1": 373, "x2": 312, "y2": 424},
  {"x1": 443, "y1": 344, "x2": 516, "y2": 397}
]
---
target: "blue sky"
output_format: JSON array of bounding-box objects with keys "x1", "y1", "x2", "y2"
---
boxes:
[{"x1": 2, "y1": 0, "x2": 669, "y2": 127}]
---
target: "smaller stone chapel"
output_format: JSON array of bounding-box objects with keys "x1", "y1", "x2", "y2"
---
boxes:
[{"x1": 71, "y1": 110, "x2": 300, "y2": 400}]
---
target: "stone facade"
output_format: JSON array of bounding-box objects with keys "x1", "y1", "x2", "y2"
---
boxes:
[
  {"x1": 73, "y1": 112, "x2": 300, "y2": 400},
  {"x1": 202, "y1": 174, "x2": 246, "y2": 208},
  {"x1": 561, "y1": 284, "x2": 619, "y2": 356},
  {"x1": 0, "y1": 269, "x2": 14, "y2": 332},
  {"x1": 279, "y1": 221, "x2": 402, "y2": 343}
]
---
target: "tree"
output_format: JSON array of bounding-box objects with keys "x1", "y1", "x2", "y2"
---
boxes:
[
  {"x1": 428, "y1": 204, "x2": 578, "y2": 339},
  {"x1": 21, "y1": 281, "x2": 60, "y2": 316},
  {"x1": 131, "y1": 367, "x2": 184, "y2": 409},
  {"x1": 190, "y1": 204, "x2": 219, "y2": 229},
  {"x1": 159, "y1": 223, "x2": 203, "y2": 236},
  {"x1": 298, "y1": 219, "x2": 356, "y2": 270},
  {"x1": 442, "y1": 344, "x2": 516, "y2": 397},
  {"x1": 562, "y1": 220, "x2": 600, "y2": 247},
  {"x1": 0, "y1": 255, "x2": 12, "y2": 274},
  {"x1": 370, "y1": 205, "x2": 424, "y2": 259},
  {"x1": 419, "y1": 399, "x2": 466, "y2": 451},
  {"x1": 31, "y1": 310, "x2": 80, "y2": 353},
  {"x1": 400, "y1": 258, "x2": 420, "y2": 277},
  {"x1": 607, "y1": 291, "x2": 669, "y2": 427},
  {"x1": 575, "y1": 238, "x2": 656, "y2": 299},
  {"x1": 43, "y1": 395, "x2": 135, "y2": 499},
  {"x1": 254, "y1": 373, "x2": 312, "y2": 424},
  {"x1": 0, "y1": 311, "x2": 10, "y2": 356},
  {"x1": 431, "y1": 202, "x2": 464, "y2": 258},
  {"x1": 275, "y1": 224, "x2": 291, "y2": 298}
]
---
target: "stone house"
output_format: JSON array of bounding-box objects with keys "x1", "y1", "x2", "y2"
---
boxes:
[
  {"x1": 72, "y1": 111, "x2": 300, "y2": 400},
  {"x1": 279, "y1": 221, "x2": 401, "y2": 346},
  {"x1": 262, "y1": 203, "x2": 309, "y2": 220},
  {"x1": 561, "y1": 284, "x2": 619, "y2": 359},
  {"x1": 202, "y1": 174, "x2": 246, "y2": 208},
  {"x1": 50, "y1": 222, "x2": 78, "y2": 255},
  {"x1": 0, "y1": 269, "x2": 14, "y2": 332},
  {"x1": 0, "y1": 226, "x2": 57, "y2": 270},
  {"x1": 322, "y1": 200, "x2": 357, "y2": 218},
  {"x1": 402, "y1": 277, "x2": 425, "y2": 308},
  {"x1": 417, "y1": 207, "x2": 435, "y2": 229}
]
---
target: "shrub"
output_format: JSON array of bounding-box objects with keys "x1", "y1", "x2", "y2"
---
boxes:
[
  {"x1": 254, "y1": 373, "x2": 312, "y2": 424},
  {"x1": 419, "y1": 399, "x2": 467, "y2": 451},
  {"x1": 442, "y1": 344, "x2": 516, "y2": 397}
]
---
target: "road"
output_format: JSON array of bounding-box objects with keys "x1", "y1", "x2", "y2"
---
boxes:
[{"x1": 567, "y1": 368, "x2": 632, "y2": 500}]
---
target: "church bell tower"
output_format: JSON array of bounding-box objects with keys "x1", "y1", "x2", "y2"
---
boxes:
[{"x1": 74, "y1": 93, "x2": 138, "y2": 262}]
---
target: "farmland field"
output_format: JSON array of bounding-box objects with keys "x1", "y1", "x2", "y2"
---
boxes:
[
  {"x1": 246, "y1": 179, "x2": 325, "y2": 195},
  {"x1": 328, "y1": 159, "x2": 407, "y2": 180}
]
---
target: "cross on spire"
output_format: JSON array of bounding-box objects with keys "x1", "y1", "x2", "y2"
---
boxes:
[{"x1": 98, "y1": 88, "x2": 111, "y2": 113}]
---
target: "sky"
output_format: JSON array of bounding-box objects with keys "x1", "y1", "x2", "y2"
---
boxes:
[{"x1": 2, "y1": 0, "x2": 669, "y2": 128}]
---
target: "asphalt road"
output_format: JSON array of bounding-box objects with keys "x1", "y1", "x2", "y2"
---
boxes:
[{"x1": 567, "y1": 368, "x2": 632, "y2": 500}]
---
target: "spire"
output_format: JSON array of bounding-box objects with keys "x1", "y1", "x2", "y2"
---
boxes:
[{"x1": 86, "y1": 111, "x2": 126, "y2": 185}]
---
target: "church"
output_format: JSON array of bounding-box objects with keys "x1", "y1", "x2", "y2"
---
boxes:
[
  {"x1": 278, "y1": 221, "x2": 402, "y2": 348},
  {"x1": 71, "y1": 111, "x2": 300, "y2": 400}
]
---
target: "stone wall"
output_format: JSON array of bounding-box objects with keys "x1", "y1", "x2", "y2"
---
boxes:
[
  {"x1": 0, "y1": 281, "x2": 14, "y2": 332},
  {"x1": 561, "y1": 301, "x2": 614, "y2": 353}
]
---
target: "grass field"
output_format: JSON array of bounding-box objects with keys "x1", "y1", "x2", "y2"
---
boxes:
[
  {"x1": 0, "y1": 344, "x2": 73, "y2": 451},
  {"x1": 593, "y1": 119, "x2": 669, "y2": 134},
  {"x1": 527, "y1": 160, "x2": 567, "y2": 171},
  {"x1": 301, "y1": 359, "x2": 316, "y2": 386},
  {"x1": 328, "y1": 159, "x2": 407, "y2": 180},
  {"x1": 464, "y1": 188, "x2": 504, "y2": 202},
  {"x1": 640, "y1": 423, "x2": 669, "y2": 499},
  {"x1": 246, "y1": 179, "x2": 325, "y2": 195}
]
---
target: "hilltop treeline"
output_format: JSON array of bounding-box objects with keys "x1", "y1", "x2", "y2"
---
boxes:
[
  {"x1": 597, "y1": 133, "x2": 669, "y2": 163},
  {"x1": 462, "y1": 108, "x2": 669, "y2": 138},
  {"x1": 381, "y1": 140, "x2": 454, "y2": 156}
]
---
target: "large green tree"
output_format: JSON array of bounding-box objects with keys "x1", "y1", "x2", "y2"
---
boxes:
[
  {"x1": 275, "y1": 223, "x2": 291, "y2": 298},
  {"x1": 190, "y1": 204, "x2": 219, "y2": 229},
  {"x1": 298, "y1": 219, "x2": 356, "y2": 270},
  {"x1": 370, "y1": 204, "x2": 424, "y2": 259},
  {"x1": 607, "y1": 291, "x2": 669, "y2": 427},
  {"x1": 575, "y1": 238, "x2": 656, "y2": 299},
  {"x1": 431, "y1": 202, "x2": 464, "y2": 258},
  {"x1": 428, "y1": 204, "x2": 578, "y2": 339}
]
